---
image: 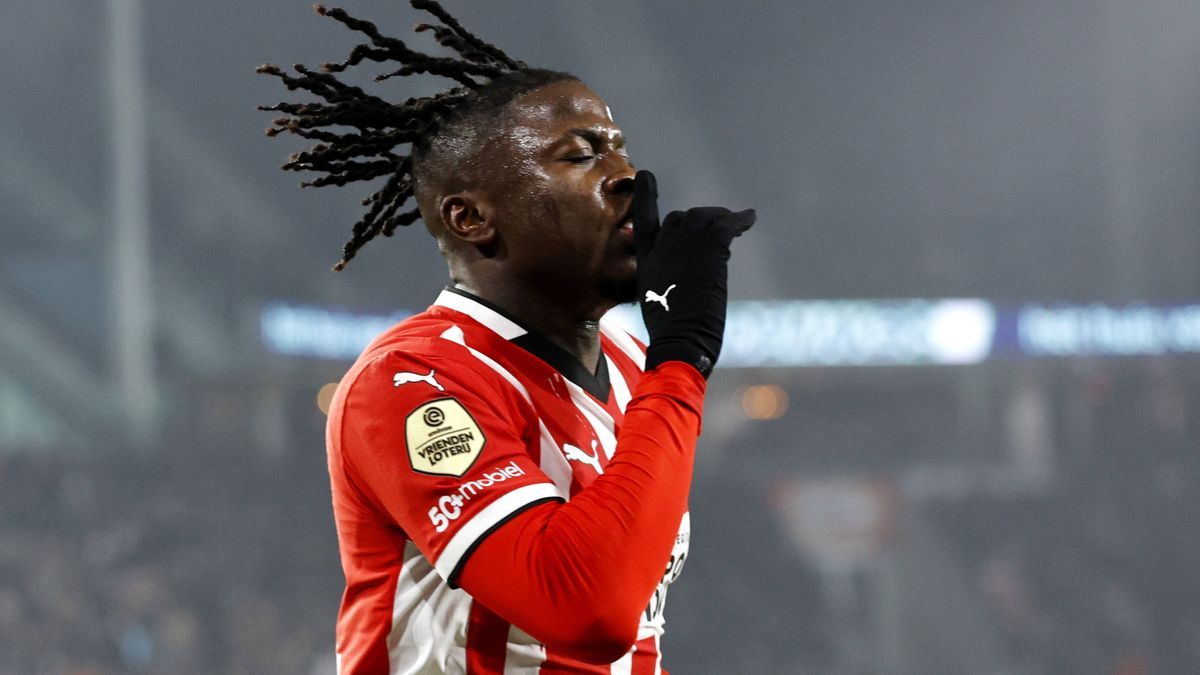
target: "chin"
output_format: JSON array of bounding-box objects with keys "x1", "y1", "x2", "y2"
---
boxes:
[{"x1": 597, "y1": 273, "x2": 639, "y2": 305}]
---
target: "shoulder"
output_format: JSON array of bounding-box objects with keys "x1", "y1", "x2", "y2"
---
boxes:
[
  {"x1": 342, "y1": 334, "x2": 518, "y2": 413},
  {"x1": 328, "y1": 332, "x2": 537, "y2": 480},
  {"x1": 343, "y1": 307, "x2": 512, "y2": 395}
]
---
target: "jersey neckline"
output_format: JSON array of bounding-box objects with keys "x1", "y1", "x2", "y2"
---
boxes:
[{"x1": 435, "y1": 286, "x2": 612, "y2": 401}]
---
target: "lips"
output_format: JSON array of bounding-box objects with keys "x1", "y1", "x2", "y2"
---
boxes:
[
  {"x1": 615, "y1": 204, "x2": 635, "y2": 232},
  {"x1": 615, "y1": 221, "x2": 634, "y2": 243},
  {"x1": 613, "y1": 204, "x2": 636, "y2": 245}
]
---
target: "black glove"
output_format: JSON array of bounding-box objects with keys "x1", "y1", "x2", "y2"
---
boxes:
[{"x1": 631, "y1": 170, "x2": 756, "y2": 378}]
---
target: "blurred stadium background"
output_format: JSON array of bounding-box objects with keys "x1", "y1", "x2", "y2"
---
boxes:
[{"x1": 4, "y1": 0, "x2": 1200, "y2": 673}]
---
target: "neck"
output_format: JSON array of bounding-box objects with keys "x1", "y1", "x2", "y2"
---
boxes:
[{"x1": 455, "y1": 280, "x2": 608, "y2": 373}]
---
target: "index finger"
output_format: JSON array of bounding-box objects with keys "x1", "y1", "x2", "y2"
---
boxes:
[{"x1": 631, "y1": 170, "x2": 660, "y2": 250}]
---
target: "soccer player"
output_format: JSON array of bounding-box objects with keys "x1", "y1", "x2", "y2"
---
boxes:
[{"x1": 259, "y1": 3, "x2": 755, "y2": 673}]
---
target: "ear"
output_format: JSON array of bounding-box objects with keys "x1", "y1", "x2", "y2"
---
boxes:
[{"x1": 440, "y1": 192, "x2": 496, "y2": 247}]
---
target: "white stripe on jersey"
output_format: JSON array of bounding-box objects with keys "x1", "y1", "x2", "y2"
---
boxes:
[
  {"x1": 440, "y1": 326, "x2": 572, "y2": 498},
  {"x1": 502, "y1": 624, "x2": 547, "y2": 674},
  {"x1": 440, "y1": 326, "x2": 531, "y2": 402},
  {"x1": 537, "y1": 422, "x2": 574, "y2": 498},
  {"x1": 605, "y1": 354, "x2": 633, "y2": 413},
  {"x1": 599, "y1": 319, "x2": 646, "y2": 371},
  {"x1": 436, "y1": 289, "x2": 526, "y2": 339},
  {"x1": 434, "y1": 483, "x2": 564, "y2": 580},
  {"x1": 609, "y1": 648, "x2": 634, "y2": 675},
  {"x1": 562, "y1": 378, "x2": 618, "y2": 461},
  {"x1": 389, "y1": 541, "x2": 471, "y2": 674}
]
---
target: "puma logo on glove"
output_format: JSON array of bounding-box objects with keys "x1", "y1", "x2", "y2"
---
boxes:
[{"x1": 644, "y1": 284, "x2": 677, "y2": 311}]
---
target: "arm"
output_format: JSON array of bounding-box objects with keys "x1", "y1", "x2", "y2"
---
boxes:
[{"x1": 457, "y1": 361, "x2": 705, "y2": 664}]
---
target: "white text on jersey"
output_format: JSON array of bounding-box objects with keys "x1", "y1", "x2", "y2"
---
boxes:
[{"x1": 428, "y1": 460, "x2": 527, "y2": 532}]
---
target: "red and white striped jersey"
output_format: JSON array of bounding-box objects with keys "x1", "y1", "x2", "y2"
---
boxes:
[{"x1": 326, "y1": 287, "x2": 691, "y2": 674}]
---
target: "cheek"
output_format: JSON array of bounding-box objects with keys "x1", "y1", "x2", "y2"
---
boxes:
[
  {"x1": 548, "y1": 176, "x2": 607, "y2": 225},
  {"x1": 489, "y1": 171, "x2": 552, "y2": 230},
  {"x1": 501, "y1": 167, "x2": 553, "y2": 210},
  {"x1": 523, "y1": 182, "x2": 605, "y2": 238}
]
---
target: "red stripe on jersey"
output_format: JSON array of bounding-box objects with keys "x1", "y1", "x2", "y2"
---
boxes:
[
  {"x1": 466, "y1": 600, "x2": 510, "y2": 674},
  {"x1": 539, "y1": 635, "x2": 658, "y2": 675},
  {"x1": 328, "y1": 464, "x2": 405, "y2": 674},
  {"x1": 631, "y1": 636, "x2": 659, "y2": 675},
  {"x1": 537, "y1": 649, "x2": 613, "y2": 674}
]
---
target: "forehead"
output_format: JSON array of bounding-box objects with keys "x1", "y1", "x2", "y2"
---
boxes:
[{"x1": 502, "y1": 79, "x2": 617, "y2": 138}]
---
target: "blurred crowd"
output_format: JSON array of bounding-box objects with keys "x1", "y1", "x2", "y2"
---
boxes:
[
  {"x1": 0, "y1": 380, "x2": 343, "y2": 674},
  {"x1": 930, "y1": 367, "x2": 1200, "y2": 674}
]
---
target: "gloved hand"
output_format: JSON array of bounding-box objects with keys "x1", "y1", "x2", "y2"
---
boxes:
[{"x1": 631, "y1": 170, "x2": 756, "y2": 378}]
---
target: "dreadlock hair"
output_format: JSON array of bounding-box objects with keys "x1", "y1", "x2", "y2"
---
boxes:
[{"x1": 257, "y1": 1, "x2": 576, "y2": 271}]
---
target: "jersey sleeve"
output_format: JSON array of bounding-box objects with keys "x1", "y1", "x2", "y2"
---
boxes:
[
  {"x1": 334, "y1": 344, "x2": 563, "y2": 582},
  {"x1": 456, "y1": 361, "x2": 707, "y2": 663}
]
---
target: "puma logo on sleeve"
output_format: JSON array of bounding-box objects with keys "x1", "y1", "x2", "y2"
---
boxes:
[{"x1": 393, "y1": 369, "x2": 445, "y2": 392}]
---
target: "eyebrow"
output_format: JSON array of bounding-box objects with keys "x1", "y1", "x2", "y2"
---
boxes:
[{"x1": 567, "y1": 127, "x2": 624, "y2": 148}]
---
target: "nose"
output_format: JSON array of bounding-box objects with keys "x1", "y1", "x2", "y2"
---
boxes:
[{"x1": 604, "y1": 168, "x2": 635, "y2": 196}]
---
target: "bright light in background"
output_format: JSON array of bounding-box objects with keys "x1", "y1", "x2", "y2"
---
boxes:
[
  {"x1": 261, "y1": 303, "x2": 411, "y2": 360},
  {"x1": 927, "y1": 299, "x2": 996, "y2": 364},
  {"x1": 720, "y1": 299, "x2": 997, "y2": 367},
  {"x1": 263, "y1": 299, "x2": 1200, "y2": 366},
  {"x1": 316, "y1": 382, "x2": 338, "y2": 415},
  {"x1": 1018, "y1": 303, "x2": 1200, "y2": 356},
  {"x1": 576, "y1": 300, "x2": 998, "y2": 367},
  {"x1": 739, "y1": 384, "x2": 789, "y2": 420}
]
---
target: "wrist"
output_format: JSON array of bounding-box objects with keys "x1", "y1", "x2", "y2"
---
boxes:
[
  {"x1": 633, "y1": 360, "x2": 708, "y2": 421},
  {"x1": 645, "y1": 341, "x2": 716, "y2": 378}
]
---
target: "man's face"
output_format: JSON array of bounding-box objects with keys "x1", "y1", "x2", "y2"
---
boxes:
[{"x1": 476, "y1": 79, "x2": 638, "y2": 309}]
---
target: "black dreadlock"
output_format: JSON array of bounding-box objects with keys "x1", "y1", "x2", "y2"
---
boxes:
[{"x1": 257, "y1": 1, "x2": 575, "y2": 271}]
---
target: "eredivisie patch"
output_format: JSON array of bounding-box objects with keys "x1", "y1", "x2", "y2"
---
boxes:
[{"x1": 405, "y1": 398, "x2": 486, "y2": 477}]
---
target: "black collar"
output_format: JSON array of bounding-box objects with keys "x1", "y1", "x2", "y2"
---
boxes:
[{"x1": 444, "y1": 286, "x2": 612, "y2": 401}]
